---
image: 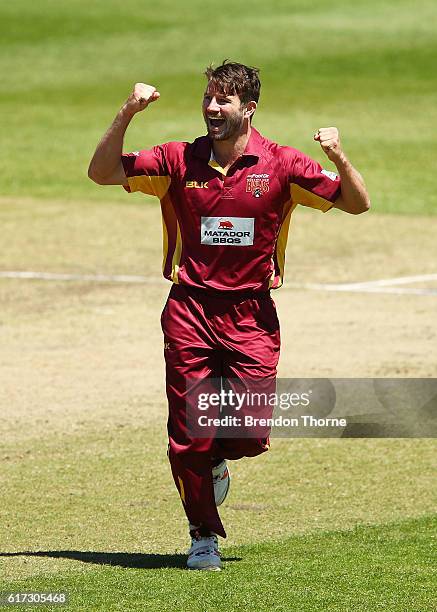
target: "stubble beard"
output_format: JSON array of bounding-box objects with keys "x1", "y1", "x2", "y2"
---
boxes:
[{"x1": 205, "y1": 111, "x2": 245, "y2": 142}]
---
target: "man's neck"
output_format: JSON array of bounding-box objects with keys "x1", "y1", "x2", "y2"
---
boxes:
[{"x1": 211, "y1": 125, "x2": 252, "y2": 171}]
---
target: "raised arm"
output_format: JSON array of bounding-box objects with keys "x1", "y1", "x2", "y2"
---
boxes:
[
  {"x1": 314, "y1": 127, "x2": 370, "y2": 215},
  {"x1": 88, "y1": 83, "x2": 160, "y2": 185}
]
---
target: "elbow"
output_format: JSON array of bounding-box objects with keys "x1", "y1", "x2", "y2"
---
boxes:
[
  {"x1": 358, "y1": 197, "x2": 371, "y2": 214},
  {"x1": 88, "y1": 164, "x2": 102, "y2": 184},
  {"x1": 351, "y1": 197, "x2": 371, "y2": 215}
]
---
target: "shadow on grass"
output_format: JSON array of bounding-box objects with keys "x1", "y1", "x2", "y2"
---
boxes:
[{"x1": 0, "y1": 550, "x2": 241, "y2": 570}]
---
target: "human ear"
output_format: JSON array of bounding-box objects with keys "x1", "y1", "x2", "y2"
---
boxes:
[{"x1": 245, "y1": 101, "x2": 257, "y2": 118}]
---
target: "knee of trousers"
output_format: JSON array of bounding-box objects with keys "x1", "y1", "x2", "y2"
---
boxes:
[{"x1": 168, "y1": 436, "x2": 216, "y2": 470}]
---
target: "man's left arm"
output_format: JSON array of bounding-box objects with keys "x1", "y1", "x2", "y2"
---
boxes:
[{"x1": 314, "y1": 127, "x2": 370, "y2": 215}]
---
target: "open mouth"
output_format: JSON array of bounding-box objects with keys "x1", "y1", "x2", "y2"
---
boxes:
[{"x1": 208, "y1": 117, "x2": 225, "y2": 128}]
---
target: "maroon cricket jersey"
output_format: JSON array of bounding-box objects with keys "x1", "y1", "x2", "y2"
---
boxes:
[{"x1": 122, "y1": 127, "x2": 341, "y2": 291}]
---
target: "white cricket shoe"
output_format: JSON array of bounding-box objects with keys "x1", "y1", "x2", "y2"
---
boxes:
[
  {"x1": 187, "y1": 532, "x2": 221, "y2": 571},
  {"x1": 212, "y1": 460, "x2": 231, "y2": 507}
]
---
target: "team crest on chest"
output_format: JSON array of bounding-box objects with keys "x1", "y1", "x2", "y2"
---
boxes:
[{"x1": 246, "y1": 173, "x2": 270, "y2": 198}]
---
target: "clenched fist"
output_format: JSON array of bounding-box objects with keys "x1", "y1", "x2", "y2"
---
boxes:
[
  {"x1": 314, "y1": 127, "x2": 343, "y2": 162},
  {"x1": 124, "y1": 83, "x2": 160, "y2": 116}
]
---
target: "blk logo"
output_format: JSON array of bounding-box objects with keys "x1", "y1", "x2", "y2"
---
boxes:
[{"x1": 186, "y1": 181, "x2": 208, "y2": 189}]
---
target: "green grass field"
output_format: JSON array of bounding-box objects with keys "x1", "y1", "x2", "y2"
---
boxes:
[
  {"x1": 1, "y1": 0, "x2": 436, "y2": 610},
  {"x1": 2, "y1": 517, "x2": 435, "y2": 611},
  {"x1": 1, "y1": 0, "x2": 437, "y2": 212},
  {"x1": 1, "y1": 422, "x2": 436, "y2": 611}
]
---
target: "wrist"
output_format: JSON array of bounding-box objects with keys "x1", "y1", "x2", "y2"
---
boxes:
[
  {"x1": 118, "y1": 104, "x2": 136, "y2": 122},
  {"x1": 331, "y1": 150, "x2": 348, "y2": 168}
]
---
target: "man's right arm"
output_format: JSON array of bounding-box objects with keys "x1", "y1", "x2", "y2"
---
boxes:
[{"x1": 88, "y1": 83, "x2": 160, "y2": 185}]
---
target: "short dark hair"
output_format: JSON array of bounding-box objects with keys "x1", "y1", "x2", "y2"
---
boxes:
[{"x1": 204, "y1": 60, "x2": 261, "y2": 105}]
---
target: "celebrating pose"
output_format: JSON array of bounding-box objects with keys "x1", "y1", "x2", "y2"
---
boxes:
[{"x1": 88, "y1": 61, "x2": 370, "y2": 571}]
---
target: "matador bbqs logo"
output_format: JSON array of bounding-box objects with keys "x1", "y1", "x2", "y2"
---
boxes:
[
  {"x1": 218, "y1": 219, "x2": 233, "y2": 230},
  {"x1": 246, "y1": 173, "x2": 270, "y2": 198},
  {"x1": 201, "y1": 216, "x2": 255, "y2": 246}
]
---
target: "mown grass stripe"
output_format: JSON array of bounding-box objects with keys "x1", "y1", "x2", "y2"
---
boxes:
[{"x1": 0, "y1": 516, "x2": 435, "y2": 612}]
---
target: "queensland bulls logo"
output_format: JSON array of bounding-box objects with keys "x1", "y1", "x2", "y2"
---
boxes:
[
  {"x1": 246, "y1": 173, "x2": 269, "y2": 198},
  {"x1": 218, "y1": 219, "x2": 234, "y2": 229}
]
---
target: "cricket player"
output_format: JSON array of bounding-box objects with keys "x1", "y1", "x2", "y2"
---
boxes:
[{"x1": 88, "y1": 61, "x2": 370, "y2": 571}]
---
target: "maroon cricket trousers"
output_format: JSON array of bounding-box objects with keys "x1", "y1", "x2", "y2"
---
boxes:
[{"x1": 161, "y1": 284, "x2": 280, "y2": 538}]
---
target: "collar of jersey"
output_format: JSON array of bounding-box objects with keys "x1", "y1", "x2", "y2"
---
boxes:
[{"x1": 208, "y1": 150, "x2": 227, "y2": 176}]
